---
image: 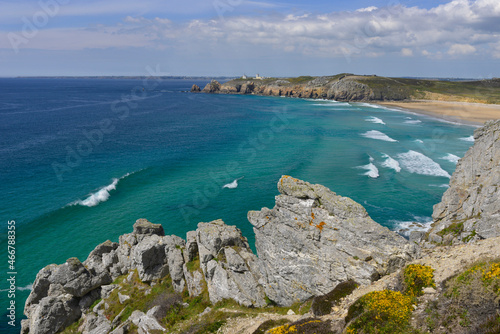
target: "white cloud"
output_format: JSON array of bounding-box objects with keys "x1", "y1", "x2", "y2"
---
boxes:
[
  {"x1": 448, "y1": 43, "x2": 477, "y2": 55},
  {"x1": 356, "y1": 6, "x2": 378, "y2": 13},
  {"x1": 401, "y1": 48, "x2": 413, "y2": 56},
  {"x1": 1, "y1": 0, "x2": 499, "y2": 62}
]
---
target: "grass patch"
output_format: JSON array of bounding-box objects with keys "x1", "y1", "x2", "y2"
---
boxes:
[
  {"x1": 437, "y1": 221, "x2": 464, "y2": 237},
  {"x1": 186, "y1": 256, "x2": 200, "y2": 272}
]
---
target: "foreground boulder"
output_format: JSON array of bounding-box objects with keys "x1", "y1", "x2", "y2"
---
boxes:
[
  {"x1": 248, "y1": 175, "x2": 420, "y2": 306},
  {"x1": 429, "y1": 119, "x2": 500, "y2": 244}
]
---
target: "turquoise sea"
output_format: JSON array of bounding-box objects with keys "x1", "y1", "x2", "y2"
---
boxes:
[{"x1": 0, "y1": 78, "x2": 475, "y2": 331}]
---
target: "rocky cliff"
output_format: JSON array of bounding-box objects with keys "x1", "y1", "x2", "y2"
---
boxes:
[
  {"x1": 426, "y1": 119, "x2": 500, "y2": 245},
  {"x1": 22, "y1": 176, "x2": 418, "y2": 334},
  {"x1": 192, "y1": 75, "x2": 413, "y2": 102},
  {"x1": 248, "y1": 176, "x2": 418, "y2": 306}
]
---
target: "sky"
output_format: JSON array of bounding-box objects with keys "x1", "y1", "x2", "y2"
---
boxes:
[{"x1": 0, "y1": 0, "x2": 499, "y2": 78}]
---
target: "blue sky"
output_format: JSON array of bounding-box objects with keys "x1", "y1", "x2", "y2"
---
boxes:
[{"x1": 0, "y1": 0, "x2": 499, "y2": 77}]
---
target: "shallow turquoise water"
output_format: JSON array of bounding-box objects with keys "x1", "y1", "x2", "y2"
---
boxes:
[{"x1": 0, "y1": 78, "x2": 474, "y2": 330}]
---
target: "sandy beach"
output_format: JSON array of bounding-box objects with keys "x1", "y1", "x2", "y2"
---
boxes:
[{"x1": 378, "y1": 100, "x2": 500, "y2": 126}]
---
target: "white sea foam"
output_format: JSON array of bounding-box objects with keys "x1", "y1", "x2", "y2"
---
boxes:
[
  {"x1": 381, "y1": 153, "x2": 401, "y2": 172},
  {"x1": 440, "y1": 153, "x2": 460, "y2": 164},
  {"x1": 404, "y1": 119, "x2": 422, "y2": 124},
  {"x1": 357, "y1": 156, "x2": 379, "y2": 178},
  {"x1": 365, "y1": 116, "x2": 386, "y2": 125},
  {"x1": 223, "y1": 177, "x2": 244, "y2": 189},
  {"x1": 394, "y1": 220, "x2": 433, "y2": 237},
  {"x1": 460, "y1": 135, "x2": 475, "y2": 142},
  {"x1": 361, "y1": 130, "x2": 398, "y2": 142},
  {"x1": 414, "y1": 139, "x2": 424, "y2": 144},
  {"x1": 73, "y1": 172, "x2": 132, "y2": 207},
  {"x1": 397, "y1": 150, "x2": 451, "y2": 178},
  {"x1": 430, "y1": 184, "x2": 450, "y2": 188}
]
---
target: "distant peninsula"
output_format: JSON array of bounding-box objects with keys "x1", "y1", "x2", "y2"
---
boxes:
[{"x1": 193, "y1": 74, "x2": 500, "y2": 124}]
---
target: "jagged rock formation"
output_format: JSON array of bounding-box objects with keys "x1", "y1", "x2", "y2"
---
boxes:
[
  {"x1": 427, "y1": 119, "x2": 500, "y2": 245},
  {"x1": 248, "y1": 176, "x2": 420, "y2": 306},
  {"x1": 23, "y1": 176, "x2": 422, "y2": 333},
  {"x1": 190, "y1": 84, "x2": 201, "y2": 92}
]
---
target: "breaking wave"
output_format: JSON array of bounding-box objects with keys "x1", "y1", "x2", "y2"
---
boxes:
[
  {"x1": 441, "y1": 153, "x2": 460, "y2": 164},
  {"x1": 361, "y1": 130, "x2": 398, "y2": 142},
  {"x1": 404, "y1": 119, "x2": 422, "y2": 124},
  {"x1": 460, "y1": 135, "x2": 475, "y2": 142},
  {"x1": 72, "y1": 172, "x2": 132, "y2": 207},
  {"x1": 357, "y1": 156, "x2": 380, "y2": 178},
  {"x1": 397, "y1": 150, "x2": 451, "y2": 178},
  {"x1": 365, "y1": 116, "x2": 386, "y2": 125},
  {"x1": 381, "y1": 153, "x2": 401, "y2": 172}
]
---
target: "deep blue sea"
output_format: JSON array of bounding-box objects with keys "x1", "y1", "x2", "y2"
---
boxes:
[{"x1": 0, "y1": 78, "x2": 475, "y2": 331}]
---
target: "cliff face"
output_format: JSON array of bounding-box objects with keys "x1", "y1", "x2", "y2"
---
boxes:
[
  {"x1": 248, "y1": 176, "x2": 418, "y2": 306},
  {"x1": 22, "y1": 176, "x2": 418, "y2": 334},
  {"x1": 427, "y1": 119, "x2": 500, "y2": 245},
  {"x1": 193, "y1": 75, "x2": 413, "y2": 102}
]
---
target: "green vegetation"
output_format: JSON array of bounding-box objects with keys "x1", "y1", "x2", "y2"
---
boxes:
[
  {"x1": 345, "y1": 290, "x2": 417, "y2": 334},
  {"x1": 437, "y1": 220, "x2": 464, "y2": 237},
  {"x1": 403, "y1": 264, "x2": 436, "y2": 297},
  {"x1": 286, "y1": 76, "x2": 315, "y2": 84},
  {"x1": 345, "y1": 264, "x2": 435, "y2": 334},
  {"x1": 424, "y1": 259, "x2": 500, "y2": 333}
]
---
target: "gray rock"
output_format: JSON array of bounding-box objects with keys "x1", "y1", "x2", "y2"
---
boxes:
[
  {"x1": 24, "y1": 295, "x2": 81, "y2": 334},
  {"x1": 196, "y1": 219, "x2": 249, "y2": 267},
  {"x1": 132, "y1": 235, "x2": 169, "y2": 282},
  {"x1": 183, "y1": 264, "x2": 205, "y2": 297},
  {"x1": 184, "y1": 230, "x2": 199, "y2": 263},
  {"x1": 79, "y1": 312, "x2": 112, "y2": 334},
  {"x1": 409, "y1": 231, "x2": 427, "y2": 244},
  {"x1": 133, "y1": 218, "x2": 165, "y2": 238},
  {"x1": 430, "y1": 120, "x2": 500, "y2": 242},
  {"x1": 166, "y1": 243, "x2": 186, "y2": 293},
  {"x1": 118, "y1": 292, "x2": 130, "y2": 304},
  {"x1": 129, "y1": 310, "x2": 166, "y2": 333},
  {"x1": 196, "y1": 220, "x2": 267, "y2": 307},
  {"x1": 248, "y1": 175, "x2": 420, "y2": 306}
]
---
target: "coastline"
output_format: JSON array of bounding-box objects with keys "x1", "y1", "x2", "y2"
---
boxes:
[{"x1": 377, "y1": 100, "x2": 500, "y2": 126}]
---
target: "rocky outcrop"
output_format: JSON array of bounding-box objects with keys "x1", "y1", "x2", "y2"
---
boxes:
[
  {"x1": 24, "y1": 177, "x2": 423, "y2": 332},
  {"x1": 190, "y1": 84, "x2": 201, "y2": 92},
  {"x1": 199, "y1": 75, "x2": 413, "y2": 101},
  {"x1": 202, "y1": 80, "x2": 221, "y2": 93},
  {"x1": 248, "y1": 176, "x2": 420, "y2": 306},
  {"x1": 428, "y1": 120, "x2": 500, "y2": 244}
]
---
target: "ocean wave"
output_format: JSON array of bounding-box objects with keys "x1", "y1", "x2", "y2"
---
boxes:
[
  {"x1": 440, "y1": 153, "x2": 460, "y2": 164},
  {"x1": 460, "y1": 135, "x2": 475, "y2": 142},
  {"x1": 414, "y1": 139, "x2": 424, "y2": 144},
  {"x1": 357, "y1": 156, "x2": 379, "y2": 178},
  {"x1": 397, "y1": 150, "x2": 451, "y2": 178},
  {"x1": 361, "y1": 130, "x2": 398, "y2": 142},
  {"x1": 222, "y1": 177, "x2": 244, "y2": 189},
  {"x1": 72, "y1": 172, "x2": 132, "y2": 207},
  {"x1": 394, "y1": 220, "x2": 433, "y2": 237},
  {"x1": 365, "y1": 116, "x2": 386, "y2": 125},
  {"x1": 381, "y1": 153, "x2": 401, "y2": 172},
  {"x1": 429, "y1": 184, "x2": 450, "y2": 188},
  {"x1": 404, "y1": 119, "x2": 422, "y2": 124}
]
